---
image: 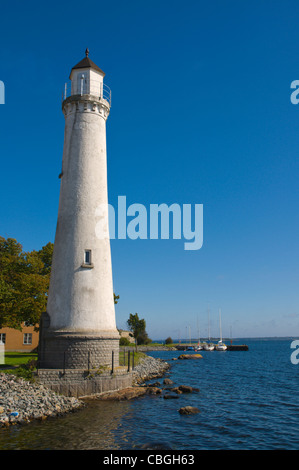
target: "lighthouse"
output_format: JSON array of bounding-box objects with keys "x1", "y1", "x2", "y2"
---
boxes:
[{"x1": 39, "y1": 50, "x2": 120, "y2": 370}]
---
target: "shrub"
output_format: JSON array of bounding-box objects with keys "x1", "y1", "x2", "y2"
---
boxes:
[{"x1": 120, "y1": 337, "x2": 131, "y2": 346}]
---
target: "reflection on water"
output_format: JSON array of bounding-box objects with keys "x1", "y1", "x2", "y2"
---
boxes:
[{"x1": 0, "y1": 400, "x2": 132, "y2": 450}]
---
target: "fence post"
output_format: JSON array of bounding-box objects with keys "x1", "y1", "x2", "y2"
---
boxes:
[
  {"x1": 88, "y1": 351, "x2": 90, "y2": 373},
  {"x1": 127, "y1": 351, "x2": 131, "y2": 372},
  {"x1": 111, "y1": 350, "x2": 114, "y2": 375},
  {"x1": 132, "y1": 351, "x2": 135, "y2": 370}
]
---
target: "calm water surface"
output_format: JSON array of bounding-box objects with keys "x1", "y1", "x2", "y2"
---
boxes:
[{"x1": 0, "y1": 339, "x2": 299, "y2": 450}]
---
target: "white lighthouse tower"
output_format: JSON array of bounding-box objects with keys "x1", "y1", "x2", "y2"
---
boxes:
[{"x1": 39, "y1": 50, "x2": 119, "y2": 370}]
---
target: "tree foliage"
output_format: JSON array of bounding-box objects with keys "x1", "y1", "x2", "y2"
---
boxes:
[
  {"x1": 0, "y1": 237, "x2": 54, "y2": 330},
  {"x1": 136, "y1": 330, "x2": 152, "y2": 345},
  {"x1": 127, "y1": 313, "x2": 149, "y2": 351}
]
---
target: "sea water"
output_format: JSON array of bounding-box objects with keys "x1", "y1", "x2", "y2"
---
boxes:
[{"x1": 0, "y1": 339, "x2": 299, "y2": 450}]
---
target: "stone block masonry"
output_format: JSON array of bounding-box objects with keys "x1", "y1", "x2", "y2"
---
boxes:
[
  {"x1": 38, "y1": 328, "x2": 120, "y2": 370},
  {"x1": 37, "y1": 368, "x2": 133, "y2": 398}
]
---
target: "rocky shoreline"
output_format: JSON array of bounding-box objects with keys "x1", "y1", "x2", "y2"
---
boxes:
[
  {"x1": 0, "y1": 354, "x2": 170, "y2": 428},
  {"x1": 0, "y1": 354, "x2": 199, "y2": 427},
  {"x1": 96, "y1": 356, "x2": 200, "y2": 416},
  {"x1": 132, "y1": 355, "x2": 170, "y2": 384},
  {"x1": 0, "y1": 373, "x2": 84, "y2": 427}
]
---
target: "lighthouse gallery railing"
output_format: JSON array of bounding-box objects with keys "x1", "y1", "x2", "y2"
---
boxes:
[{"x1": 62, "y1": 79, "x2": 111, "y2": 106}]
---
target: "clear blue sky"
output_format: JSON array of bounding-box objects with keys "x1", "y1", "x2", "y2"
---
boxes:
[{"x1": 0, "y1": 0, "x2": 298, "y2": 339}]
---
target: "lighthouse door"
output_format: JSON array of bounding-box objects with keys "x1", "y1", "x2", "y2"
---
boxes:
[{"x1": 78, "y1": 73, "x2": 88, "y2": 95}]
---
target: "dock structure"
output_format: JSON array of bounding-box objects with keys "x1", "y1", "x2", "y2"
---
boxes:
[{"x1": 226, "y1": 344, "x2": 249, "y2": 351}]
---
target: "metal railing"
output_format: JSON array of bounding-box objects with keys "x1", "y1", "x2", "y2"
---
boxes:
[{"x1": 62, "y1": 78, "x2": 111, "y2": 106}]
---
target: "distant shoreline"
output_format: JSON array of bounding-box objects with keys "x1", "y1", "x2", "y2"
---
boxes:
[{"x1": 148, "y1": 336, "x2": 299, "y2": 344}]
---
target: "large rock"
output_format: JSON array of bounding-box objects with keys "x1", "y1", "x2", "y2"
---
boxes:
[
  {"x1": 146, "y1": 387, "x2": 162, "y2": 395},
  {"x1": 178, "y1": 385, "x2": 193, "y2": 393},
  {"x1": 171, "y1": 385, "x2": 199, "y2": 394},
  {"x1": 179, "y1": 406, "x2": 200, "y2": 415},
  {"x1": 163, "y1": 378, "x2": 174, "y2": 385},
  {"x1": 170, "y1": 387, "x2": 183, "y2": 394},
  {"x1": 97, "y1": 385, "x2": 163, "y2": 401},
  {"x1": 178, "y1": 354, "x2": 203, "y2": 360},
  {"x1": 97, "y1": 387, "x2": 148, "y2": 401}
]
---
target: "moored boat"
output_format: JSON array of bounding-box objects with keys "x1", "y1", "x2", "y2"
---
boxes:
[
  {"x1": 215, "y1": 308, "x2": 227, "y2": 351},
  {"x1": 215, "y1": 341, "x2": 227, "y2": 351},
  {"x1": 203, "y1": 342, "x2": 215, "y2": 351}
]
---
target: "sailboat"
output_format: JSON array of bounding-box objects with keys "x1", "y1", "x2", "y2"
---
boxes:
[
  {"x1": 195, "y1": 316, "x2": 202, "y2": 351},
  {"x1": 216, "y1": 308, "x2": 227, "y2": 351},
  {"x1": 203, "y1": 305, "x2": 215, "y2": 351}
]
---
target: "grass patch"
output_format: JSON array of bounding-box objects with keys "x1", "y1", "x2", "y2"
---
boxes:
[
  {"x1": 1, "y1": 353, "x2": 38, "y2": 381},
  {"x1": 119, "y1": 350, "x2": 146, "y2": 367},
  {"x1": 3, "y1": 352, "x2": 37, "y2": 367}
]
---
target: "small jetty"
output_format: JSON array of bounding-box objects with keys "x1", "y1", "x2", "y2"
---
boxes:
[{"x1": 226, "y1": 344, "x2": 248, "y2": 351}]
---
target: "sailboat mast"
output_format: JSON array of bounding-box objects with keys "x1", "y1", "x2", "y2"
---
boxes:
[
  {"x1": 197, "y1": 315, "x2": 200, "y2": 343},
  {"x1": 208, "y1": 305, "x2": 211, "y2": 341},
  {"x1": 219, "y1": 308, "x2": 222, "y2": 342}
]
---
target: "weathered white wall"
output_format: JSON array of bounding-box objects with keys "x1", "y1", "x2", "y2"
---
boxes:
[{"x1": 47, "y1": 94, "x2": 118, "y2": 337}]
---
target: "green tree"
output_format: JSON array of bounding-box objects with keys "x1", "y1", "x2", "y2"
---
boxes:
[
  {"x1": 0, "y1": 237, "x2": 53, "y2": 330},
  {"x1": 127, "y1": 313, "x2": 146, "y2": 351},
  {"x1": 137, "y1": 330, "x2": 152, "y2": 345},
  {"x1": 165, "y1": 336, "x2": 173, "y2": 345}
]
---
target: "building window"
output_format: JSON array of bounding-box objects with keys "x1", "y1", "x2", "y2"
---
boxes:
[
  {"x1": 0, "y1": 333, "x2": 6, "y2": 344},
  {"x1": 23, "y1": 333, "x2": 32, "y2": 345},
  {"x1": 84, "y1": 249, "x2": 91, "y2": 265}
]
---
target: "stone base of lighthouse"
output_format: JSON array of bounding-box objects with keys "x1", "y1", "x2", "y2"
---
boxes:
[
  {"x1": 36, "y1": 313, "x2": 134, "y2": 398},
  {"x1": 38, "y1": 313, "x2": 120, "y2": 370}
]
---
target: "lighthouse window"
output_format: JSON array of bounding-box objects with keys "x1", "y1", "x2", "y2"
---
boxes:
[{"x1": 84, "y1": 250, "x2": 92, "y2": 265}]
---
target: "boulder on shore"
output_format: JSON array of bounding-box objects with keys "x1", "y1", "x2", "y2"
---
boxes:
[
  {"x1": 179, "y1": 406, "x2": 200, "y2": 415},
  {"x1": 178, "y1": 385, "x2": 193, "y2": 393},
  {"x1": 146, "y1": 387, "x2": 162, "y2": 395},
  {"x1": 163, "y1": 394, "x2": 179, "y2": 399},
  {"x1": 163, "y1": 378, "x2": 174, "y2": 385},
  {"x1": 96, "y1": 385, "x2": 164, "y2": 401},
  {"x1": 96, "y1": 387, "x2": 148, "y2": 401},
  {"x1": 171, "y1": 385, "x2": 199, "y2": 394},
  {"x1": 178, "y1": 354, "x2": 203, "y2": 360}
]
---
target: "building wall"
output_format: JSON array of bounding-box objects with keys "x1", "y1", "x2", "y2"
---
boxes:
[
  {"x1": 0, "y1": 323, "x2": 39, "y2": 352},
  {"x1": 119, "y1": 329, "x2": 135, "y2": 344}
]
